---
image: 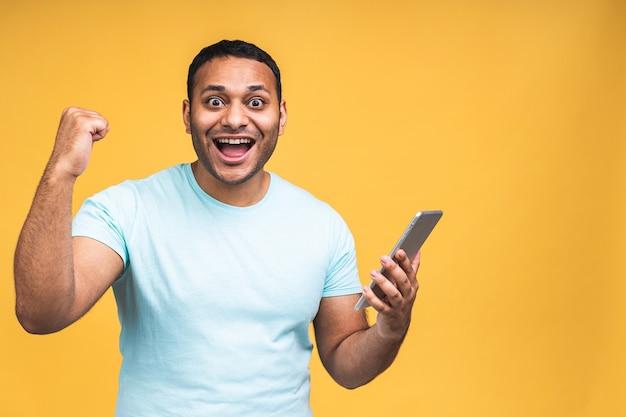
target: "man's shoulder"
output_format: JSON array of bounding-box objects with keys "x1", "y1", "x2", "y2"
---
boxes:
[
  {"x1": 129, "y1": 163, "x2": 188, "y2": 186},
  {"x1": 102, "y1": 163, "x2": 188, "y2": 193},
  {"x1": 268, "y1": 173, "x2": 347, "y2": 224},
  {"x1": 270, "y1": 173, "x2": 325, "y2": 203},
  {"x1": 83, "y1": 164, "x2": 190, "y2": 211}
]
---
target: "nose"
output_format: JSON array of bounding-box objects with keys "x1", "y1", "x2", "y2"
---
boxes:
[{"x1": 221, "y1": 103, "x2": 249, "y2": 130}]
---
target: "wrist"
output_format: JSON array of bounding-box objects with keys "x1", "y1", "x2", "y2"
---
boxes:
[
  {"x1": 44, "y1": 159, "x2": 81, "y2": 184},
  {"x1": 374, "y1": 319, "x2": 409, "y2": 344}
]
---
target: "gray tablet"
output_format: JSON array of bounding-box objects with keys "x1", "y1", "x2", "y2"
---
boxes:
[{"x1": 354, "y1": 210, "x2": 443, "y2": 310}]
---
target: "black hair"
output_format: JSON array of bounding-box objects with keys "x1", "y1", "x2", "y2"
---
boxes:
[{"x1": 187, "y1": 39, "x2": 282, "y2": 102}]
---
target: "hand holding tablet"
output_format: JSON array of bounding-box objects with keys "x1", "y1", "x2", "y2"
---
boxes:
[{"x1": 354, "y1": 210, "x2": 443, "y2": 310}]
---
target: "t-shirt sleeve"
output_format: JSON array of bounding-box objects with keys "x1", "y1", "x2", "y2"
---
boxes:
[
  {"x1": 321, "y1": 212, "x2": 363, "y2": 297},
  {"x1": 72, "y1": 185, "x2": 132, "y2": 268}
]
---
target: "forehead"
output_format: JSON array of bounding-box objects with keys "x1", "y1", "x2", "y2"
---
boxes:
[{"x1": 192, "y1": 56, "x2": 276, "y2": 96}]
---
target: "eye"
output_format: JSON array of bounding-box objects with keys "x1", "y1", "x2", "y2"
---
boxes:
[
  {"x1": 248, "y1": 98, "x2": 265, "y2": 108},
  {"x1": 206, "y1": 97, "x2": 225, "y2": 107}
]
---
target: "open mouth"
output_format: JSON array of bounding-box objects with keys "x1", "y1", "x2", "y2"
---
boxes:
[{"x1": 214, "y1": 138, "x2": 255, "y2": 159}]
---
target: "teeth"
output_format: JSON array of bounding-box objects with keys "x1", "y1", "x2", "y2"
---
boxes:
[{"x1": 216, "y1": 138, "x2": 252, "y2": 145}]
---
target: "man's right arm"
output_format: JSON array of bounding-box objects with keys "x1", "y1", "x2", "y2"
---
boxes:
[{"x1": 14, "y1": 107, "x2": 123, "y2": 334}]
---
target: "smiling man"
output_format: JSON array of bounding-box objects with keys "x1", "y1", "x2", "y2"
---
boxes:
[
  {"x1": 14, "y1": 40, "x2": 421, "y2": 417},
  {"x1": 183, "y1": 51, "x2": 287, "y2": 204}
]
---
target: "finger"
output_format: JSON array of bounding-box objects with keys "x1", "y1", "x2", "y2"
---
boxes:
[
  {"x1": 410, "y1": 250, "x2": 421, "y2": 275},
  {"x1": 393, "y1": 249, "x2": 418, "y2": 277},
  {"x1": 90, "y1": 121, "x2": 109, "y2": 141},
  {"x1": 409, "y1": 250, "x2": 421, "y2": 293},
  {"x1": 362, "y1": 285, "x2": 390, "y2": 312},
  {"x1": 381, "y1": 254, "x2": 413, "y2": 298},
  {"x1": 370, "y1": 268, "x2": 404, "y2": 307},
  {"x1": 393, "y1": 249, "x2": 420, "y2": 291},
  {"x1": 362, "y1": 274, "x2": 395, "y2": 312},
  {"x1": 74, "y1": 109, "x2": 109, "y2": 141}
]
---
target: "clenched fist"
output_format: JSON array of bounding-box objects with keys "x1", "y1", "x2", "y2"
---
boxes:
[{"x1": 50, "y1": 107, "x2": 109, "y2": 178}]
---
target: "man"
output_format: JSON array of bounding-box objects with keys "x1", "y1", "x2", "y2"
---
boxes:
[{"x1": 14, "y1": 40, "x2": 420, "y2": 416}]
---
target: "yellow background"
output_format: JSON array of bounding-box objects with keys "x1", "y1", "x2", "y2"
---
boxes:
[{"x1": 1, "y1": 1, "x2": 625, "y2": 416}]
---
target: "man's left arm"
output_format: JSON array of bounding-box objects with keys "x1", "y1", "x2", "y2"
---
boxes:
[{"x1": 313, "y1": 249, "x2": 420, "y2": 389}]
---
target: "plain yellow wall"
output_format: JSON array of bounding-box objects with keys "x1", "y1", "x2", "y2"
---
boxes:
[{"x1": 1, "y1": 1, "x2": 625, "y2": 416}]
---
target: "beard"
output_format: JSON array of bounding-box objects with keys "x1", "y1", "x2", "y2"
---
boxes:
[{"x1": 189, "y1": 120, "x2": 280, "y2": 187}]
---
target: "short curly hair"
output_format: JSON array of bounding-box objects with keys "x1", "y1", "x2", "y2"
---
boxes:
[{"x1": 187, "y1": 40, "x2": 282, "y2": 103}]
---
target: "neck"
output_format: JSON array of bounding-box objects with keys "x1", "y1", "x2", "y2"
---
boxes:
[{"x1": 191, "y1": 161, "x2": 270, "y2": 207}]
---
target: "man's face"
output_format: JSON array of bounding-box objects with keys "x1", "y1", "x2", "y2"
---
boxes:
[{"x1": 183, "y1": 56, "x2": 287, "y2": 187}]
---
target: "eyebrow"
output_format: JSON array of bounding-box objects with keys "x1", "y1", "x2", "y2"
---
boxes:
[
  {"x1": 248, "y1": 85, "x2": 270, "y2": 94},
  {"x1": 202, "y1": 85, "x2": 226, "y2": 93},
  {"x1": 200, "y1": 84, "x2": 270, "y2": 94}
]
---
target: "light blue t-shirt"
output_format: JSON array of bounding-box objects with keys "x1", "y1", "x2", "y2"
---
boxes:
[{"x1": 72, "y1": 164, "x2": 362, "y2": 417}]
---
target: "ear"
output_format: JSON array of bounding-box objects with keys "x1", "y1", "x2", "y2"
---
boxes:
[
  {"x1": 182, "y1": 99, "x2": 191, "y2": 134},
  {"x1": 278, "y1": 100, "x2": 288, "y2": 136}
]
